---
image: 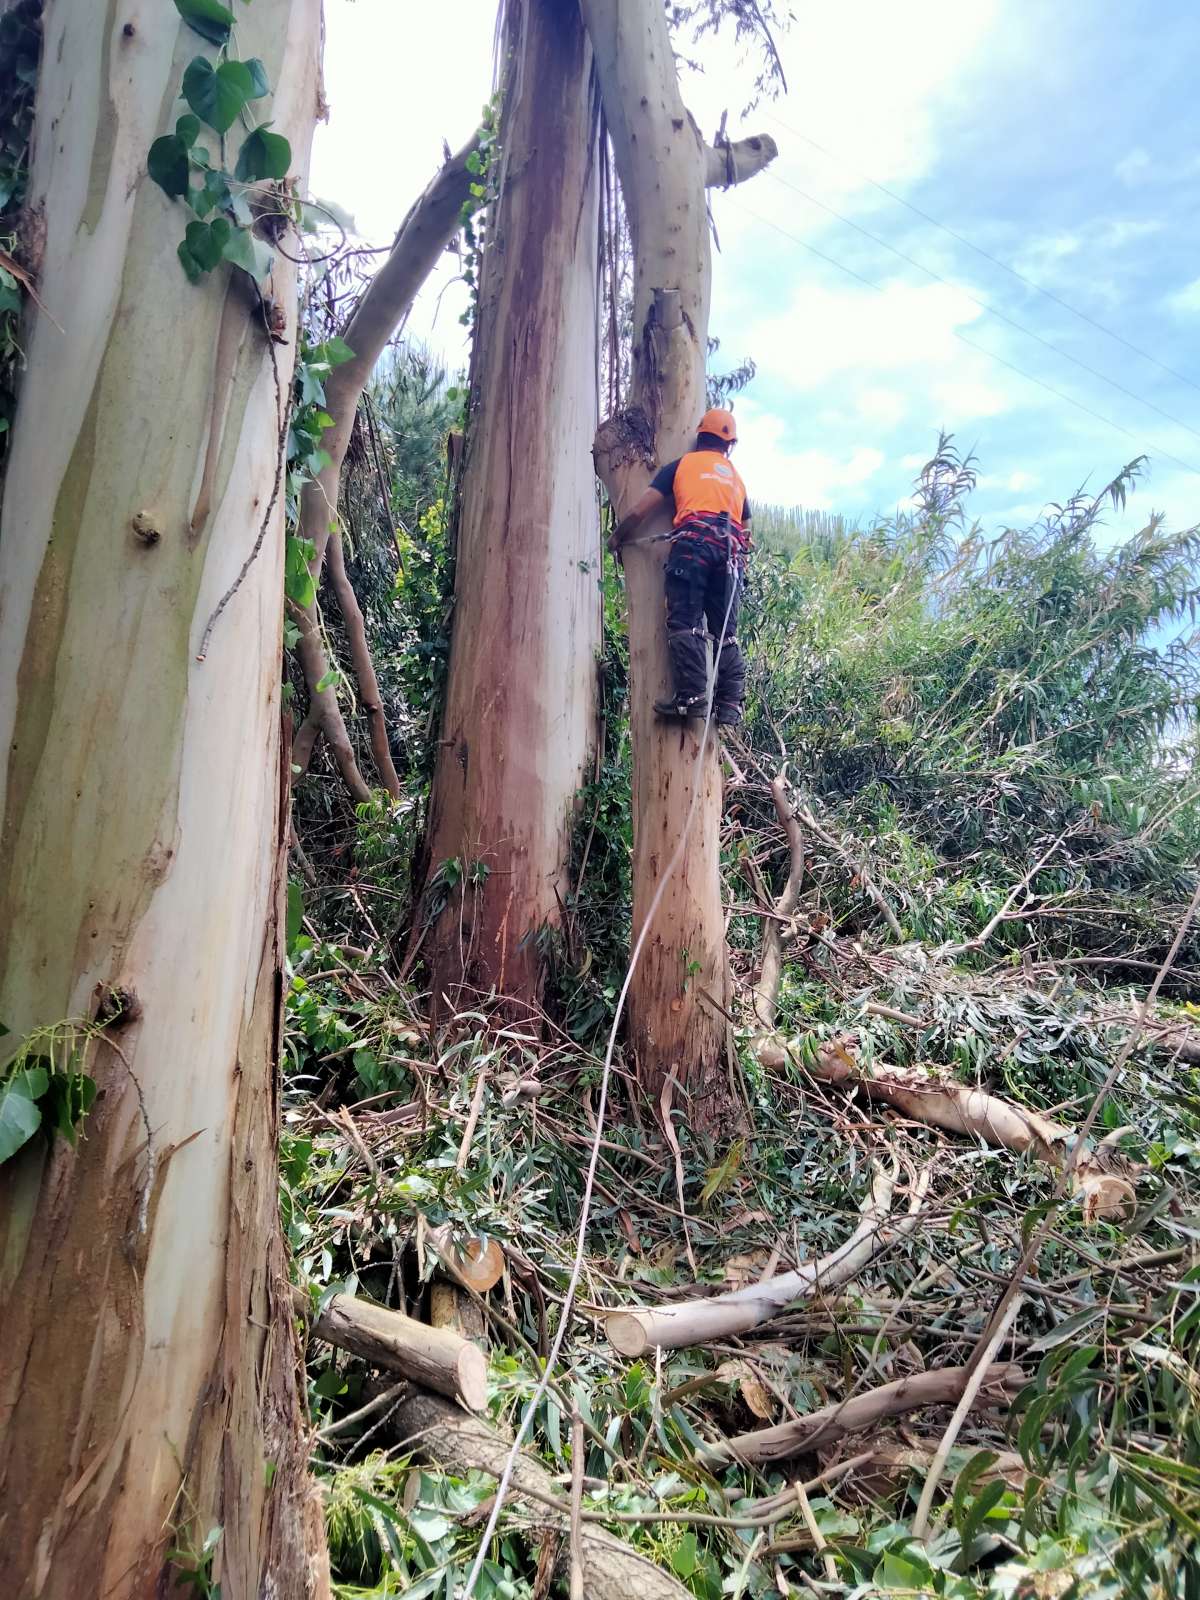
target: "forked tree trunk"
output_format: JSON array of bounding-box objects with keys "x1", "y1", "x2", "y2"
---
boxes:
[
  {"x1": 578, "y1": 0, "x2": 775, "y2": 1126},
  {"x1": 0, "y1": 7, "x2": 327, "y2": 1596},
  {"x1": 421, "y1": 0, "x2": 601, "y2": 1012}
]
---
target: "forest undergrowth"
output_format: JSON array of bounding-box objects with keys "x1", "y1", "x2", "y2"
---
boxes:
[{"x1": 286, "y1": 391, "x2": 1200, "y2": 1598}]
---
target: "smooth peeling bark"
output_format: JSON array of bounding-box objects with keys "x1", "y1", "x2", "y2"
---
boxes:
[
  {"x1": 291, "y1": 139, "x2": 478, "y2": 796},
  {"x1": 579, "y1": 0, "x2": 776, "y2": 1124},
  {"x1": 0, "y1": 7, "x2": 327, "y2": 1598},
  {"x1": 422, "y1": 0, "x2": 601, "y2": 1011}
]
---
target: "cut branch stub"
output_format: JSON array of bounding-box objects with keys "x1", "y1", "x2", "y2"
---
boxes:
[
  {"x1": 294, "y1": 1286, "x2": 487, "y2": 1412},
  {"x1": 424, "y1": 1221, "x2": 505, "y2": 1293}
]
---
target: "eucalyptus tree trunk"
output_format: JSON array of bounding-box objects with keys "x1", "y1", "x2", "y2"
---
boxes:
[
  {"x1": 0, "y1": 6, "x2": 327, "y2": 1596},
  {"x1": 421, "y1": 0, "x2": 601, "y2": 1012},
  {"x1": 578, "y1": 0, "x2": 776, "y2": 1127}
]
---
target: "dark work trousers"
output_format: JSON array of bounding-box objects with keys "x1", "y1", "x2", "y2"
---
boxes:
[{"x1": 663, "y1": 534, "x2": 746, "y2": 712}]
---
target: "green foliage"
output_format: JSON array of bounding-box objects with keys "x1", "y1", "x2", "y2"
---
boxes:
[
  {"x1": 0, "y1": 0, "x2": 40, "y2": 463},
  {"x1": 741, "y1": 441, "x2": 1200, "y2": 970},
  {"x1": 0, "y1": 1020, "x2": 100, "y2": 1167},
  {"x1": 148, "y1": 2, "x2": 295, "y2": 288}
]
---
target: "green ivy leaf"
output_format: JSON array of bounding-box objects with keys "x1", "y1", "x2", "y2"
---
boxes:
[
  {"x1": 173, "y1": 0, "x2": 235, "y2": 47},
  {"x1": 0, "y1": 1066, "x2": 48, "y2": 1164},
  {"x1": 465, "y1": 149, "x2": 483, "y2": 175},
  {"x1": 286, "y1": 881, "x2": 304, "y2": 950},
  {"x1": 182, "y1": 56, "x2": 255, "y2": 135},
  {"x1": 175, "y1": 112, "x2": 202, "y2": 147},
  {"x1": 177, "y1": 217, "x2": 231, "y2": 282},
  {"x1": 147, "y1": 134, "x2": 190, "y2": 199},
  {"x1": 284, "y1": 537, "x2": 316, "y2": 608},
  {"x1": 220, "y1": 223, "x2": 274, "y2": 285},
  {"x1": 242, "y1": 58, "x2": 271, "y2": 99},
  {"x1": 234, "y1": 126, "x2": 292, "y2": 182},
  {"x1": 314, "y1": 335, "x2": 356, "y2": 368}
]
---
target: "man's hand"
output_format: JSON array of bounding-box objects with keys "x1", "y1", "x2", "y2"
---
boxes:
[{"x1": 606, "y1": 485, "x2": 667, "y2": 560}]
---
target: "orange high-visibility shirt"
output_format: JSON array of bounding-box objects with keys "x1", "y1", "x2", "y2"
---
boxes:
[{"x1": 651, "y1": 449, "x2": 750, "y2": 530}]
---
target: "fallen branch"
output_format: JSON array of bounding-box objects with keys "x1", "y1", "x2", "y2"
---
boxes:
[
  {"x1": 707, "y1": 1362, "x2": 1024, "y2": 1467},
  {"x1": 605, "y1": 1162, "x2": 927, "y2": 1356},
  {"x1": 293, "y1": 1286, "x2": 487, "y2": 1412},
  {"x1": 386, "y1": 1388, "x2": 695, "y2": 1600},
  {"x1": 757, "y1": 1035, "x2": 1136, "y2": 1222}
]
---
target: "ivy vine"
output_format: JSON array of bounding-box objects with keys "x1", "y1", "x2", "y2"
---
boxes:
[{"x1": 149, "y1": 0, "x2": 298, "y2": 287}]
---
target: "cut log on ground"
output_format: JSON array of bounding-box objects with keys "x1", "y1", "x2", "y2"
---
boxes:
[
  {"x1": 386, "y1": 1388, "x2": 695, "y2": 1600},
  {"x1": 293, "y1": 1286, "x2": 487, "y2": 1412},
  {"x1": 605, "y1": 1163, "x2": 927, "y2": 1356},
  {"x1": 707, "y1": 1363, "x2": 1024, "y2": 1466}
]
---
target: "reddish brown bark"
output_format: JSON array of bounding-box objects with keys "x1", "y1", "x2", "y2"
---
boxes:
[{"x1": 421, "y1": 0, "x2": 602, "y2": 1013}]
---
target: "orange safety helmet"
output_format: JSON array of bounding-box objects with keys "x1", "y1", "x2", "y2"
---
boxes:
[{"x1": 697, "y1": 407, "x2": 738, "y2": 443}]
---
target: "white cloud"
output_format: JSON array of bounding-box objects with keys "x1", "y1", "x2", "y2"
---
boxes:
[
  {"x1": 1114, "y1": 147, "x2": 1200, "y2": 190},
  {"x1": 856, "y1": 387, "x2": 909, "y2": 427},
  {"x1": 735, "y1": 404, "x2": 885, "y2": 507},
  {"x1": 1115, "y1": 147, "x2": 1151, "y2": 186},
  {"x1": 746, "y1": 278, "x2": 988, "y2": 388},
  {"x1": 1166, "y1": 277, "x2": 1200, "y2": 317}
]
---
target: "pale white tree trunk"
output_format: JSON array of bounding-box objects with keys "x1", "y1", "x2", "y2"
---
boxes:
[
  {"x1": 422, "y1": 0, "x2": 601, "y2": 1009},
  {"x1": 579, "y1": 0, "x2": 775, "y2": 1127},
  {"x1": 0, "y1": 6, "x2": 328, "y2": 1597}
]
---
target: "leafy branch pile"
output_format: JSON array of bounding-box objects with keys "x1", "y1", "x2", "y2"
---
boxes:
[{"x1": 282, "y1": 409, "x2": 1200, "y2": 1597}]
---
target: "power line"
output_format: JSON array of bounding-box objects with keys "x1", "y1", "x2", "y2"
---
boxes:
[
  {"x1": 724, "y1": 195, "x2": 1200, "y2": 478},
  {"x1": 762, "y1": 108, "x2": 1200, "y2": 398},
  {"x1": 762, "y1": 169, "x2": 1200, "y2": 446}
]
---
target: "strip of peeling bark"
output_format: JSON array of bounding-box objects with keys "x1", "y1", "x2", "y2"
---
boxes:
[
  {"x1": 291, "y1": 139, "x2": 478, "y2": 795},
  {"x1": 384, "y1": 1388, "x2": 695, "y2": 1600},
  {"x1": 294, "y1": 1286, "x2": 487, "y2": 1411},
  {"x1": 707, "y1": 1363, "x2": 1024, "y2": 1466},
  {"x1": 606, "y1": 1163, "x2": 927, "y2": 1355}
]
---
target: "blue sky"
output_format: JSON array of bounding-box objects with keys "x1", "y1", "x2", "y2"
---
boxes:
[{"x1": 312, "y1": 0, "x2": 1200, "y2": 544}]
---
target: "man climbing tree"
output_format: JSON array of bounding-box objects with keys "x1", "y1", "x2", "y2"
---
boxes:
[{"x1": 608, "y1": 407, "x2": 751, "y2": 727}]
